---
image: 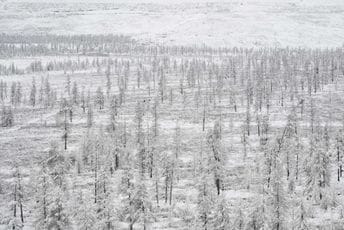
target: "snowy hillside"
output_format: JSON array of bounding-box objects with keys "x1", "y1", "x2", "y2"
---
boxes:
[{"x1": 0, "y1": 0, "x2": 343, "y2": 47}]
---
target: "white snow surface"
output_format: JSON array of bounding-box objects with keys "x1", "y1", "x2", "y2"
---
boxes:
[{"x1": 0, "y1": 0, "x2": 343, "y2": 48}]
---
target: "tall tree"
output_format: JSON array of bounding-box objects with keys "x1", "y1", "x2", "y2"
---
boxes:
[
  {"x1": 207, "y1": 120, "x2": 223, "y2": 195},
  {"x1": 30, "y1": 78, "x2": 37, "y2": 107}
]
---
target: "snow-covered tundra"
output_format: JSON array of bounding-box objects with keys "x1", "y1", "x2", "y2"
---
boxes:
[{"x1": 0, "y1": 0, "x2": 344, "y2": 229}]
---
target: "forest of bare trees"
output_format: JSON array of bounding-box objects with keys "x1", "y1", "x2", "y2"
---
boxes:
[{"x1": 0, "y1": 34, "x2": 344, "y2": 229}]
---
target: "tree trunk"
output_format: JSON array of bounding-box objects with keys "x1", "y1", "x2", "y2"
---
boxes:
[
  {"x1": 169, "y1": 169, "x2": 173, "y2": 205},
  {"x1": 216, "y1": 178, "x2": 220, "y2": 195},
  {"x1": 202, "y1": 107, "x2": 206, "y2": 132},
  {"x1": 64, "y1": 110, "x2": 68, "y2": 150},
  {"x1": 296, "y1": 152, "x2": 299, "y2": 181},
  {"x1": 94, "y1": 154, "x2": 98, "y2": 203},
  {"x1": 20, "y1": 201, "x2": 24, "y2": 223},
  {"x1": 115, "y1": 154, "x2": 119, "y2": 170},
  {"x1": 155, "y1": 175, "x2": 159, "y2": 206},
  {"x1": 165, "y1": 173, "x2": 168, "y2": 203},
  {"x1": 13, "y1": 184, "x2": 17, "y2": 218}
]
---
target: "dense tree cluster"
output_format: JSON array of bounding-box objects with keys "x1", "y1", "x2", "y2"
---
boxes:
[{"x1": 0, "y1": 35, "x2": 344, "y2": 229}]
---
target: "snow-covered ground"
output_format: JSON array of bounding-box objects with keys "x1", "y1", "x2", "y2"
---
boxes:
[
  {"x1": 0, "y1": 1, "x2": 344, "y2": 229},
  {"x1": 0, "y1": 0, "x2": 343, "y2": 47},
  {"x1": 0, "y1": 39, "x2": 343, "y2": 228}
]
